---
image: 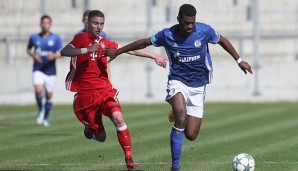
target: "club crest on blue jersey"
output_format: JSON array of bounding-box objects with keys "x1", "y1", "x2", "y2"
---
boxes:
[
  {"x1": 194, "y1": 40, "x2": 201, "y2": 47},
  {"x1": 48, "y1": 40, "x2": 54, "y2": 46},
  {"x1": 174, "y1": 51, "x2": 180, "y2": 58}
]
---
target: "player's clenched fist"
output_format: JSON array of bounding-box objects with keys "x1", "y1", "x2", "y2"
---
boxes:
[{"x1": 103, "y1": 48, "x2": 117, "y2": 61}]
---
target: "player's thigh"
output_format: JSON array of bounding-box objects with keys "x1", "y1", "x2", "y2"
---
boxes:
[
  {"x1": 44, "y1": 75, "x2": 56, "y2": 96},
  {"x1": 185, "y1": 115, "x2": 202, "y2": 141},
  {"x1": 102, "y1": 99, "x2": 124, "y2": 127},
  {"x1": 166, "y1": 80, "x2": 188, "y2": 127},
  {"x1": 184, "y1": 85, "x2": 206, "y2": 140},
  {"x1": 171, "y1": 93, "x2": 188, "y2": 128},
  {"x1": 34, "y1": 84, "x2": 44, "y2": 95},
  {"x1": 33, "y1": 71, "x2": 45, "y2": 94}
]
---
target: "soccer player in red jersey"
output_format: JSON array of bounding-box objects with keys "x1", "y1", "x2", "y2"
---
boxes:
[{"x1": 60, "y1": 10, "x2": 166, "y2": 170}]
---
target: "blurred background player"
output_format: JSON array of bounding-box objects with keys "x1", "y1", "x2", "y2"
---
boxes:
[
  {"x1": 74, "y1": 10, "x2": 108, "y2": 39},
  {"x1": 104, "y1": 4, "x2": 253, "y2": 171},
  {"x1": 27, "y1": 15, "x2": 62, "y2": 127},
  {"x1": 60, "y1": 10, "x2": 166, "y2": 170}
]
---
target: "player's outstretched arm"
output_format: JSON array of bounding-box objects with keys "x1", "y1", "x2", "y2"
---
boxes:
[
  {"x1": 218, "y1": 35, "x2": 253, "y2": 74},
  {"x1": 127, "y1": 49, "x2": 167, "y2": 68},
  {"x1": 104, "y1": 38, "x2": 151, "y2": 60},
  {"x1": 105, "y1": 38, "x2": 167, "y2": 68},
  {"x1": 61, "y1": 44, "x2": 98, "y2": 57}
]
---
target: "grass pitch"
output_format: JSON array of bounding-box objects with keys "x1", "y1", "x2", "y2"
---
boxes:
[{"x1": 0, "y1": 102, "x2": 297, "y2": 170}]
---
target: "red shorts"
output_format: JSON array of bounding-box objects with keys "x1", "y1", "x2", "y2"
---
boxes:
[{"x1": 73, "y1": 88, "x2": 122, "y2": 134}]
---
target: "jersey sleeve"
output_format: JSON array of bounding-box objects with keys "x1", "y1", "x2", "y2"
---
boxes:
[
  {"x1": 69, "y1": 33, "x2": 85, "y2": 48},
  {"x1": 106, "y1": 40, "x2": 118, "y2": 49},
  {"x1": 27, "y1": 35, "x2": 34, "y2": 49},
  {"x1": 151, "y1": 30, "x2": 166, "y2": 47},
  {"x1": 207, "y1": 26, "x2": 220, "y2": 44}
]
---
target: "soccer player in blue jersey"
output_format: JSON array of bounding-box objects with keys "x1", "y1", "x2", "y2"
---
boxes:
[
  {"x1": 27, "y1": 15, "x2": 62, "y2": 127},
  {"x1": 105, "y1": 4, "x2": 253, "y2": 171}
]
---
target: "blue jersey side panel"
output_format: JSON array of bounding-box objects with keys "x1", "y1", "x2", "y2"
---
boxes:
[
  {"x1": 28, "y1": 33, "x2": 62, "y2": 75},
  {"x1": 151, "y1": 22, "x2": 220, "y2": 87}
]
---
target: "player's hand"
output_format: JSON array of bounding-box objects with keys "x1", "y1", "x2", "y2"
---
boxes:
[
  {"x1": 88, "y1": 44, "x2": 99, "y2": 53},
  {"x1": 34, "y1": 55, "x2": 42, "y2": 63},
  {"x1": 238, "y1": 61, "x2": 253, "y2": 74},
  {"x1": 154, "y1": 57, "x2": 168, "y2": 68},
  {"x1": 103, "y1": 48, "x2": 118, "y2": 62},
  {"x1": 47, "y1": 52, "x2": 57, "y2": 60}
]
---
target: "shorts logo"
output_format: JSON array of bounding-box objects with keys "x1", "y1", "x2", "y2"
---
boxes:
[{"x1": 194, "y1": 40, "x2": 201, "y2": 47}]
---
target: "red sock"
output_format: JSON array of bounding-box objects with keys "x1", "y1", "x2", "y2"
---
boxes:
[{"x1": 117, "y1": 124, "x2": 132, "y2": 159}]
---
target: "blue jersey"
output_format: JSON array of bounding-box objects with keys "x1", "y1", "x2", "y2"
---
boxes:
[
  {"x1": 151, "y1": 22, "x2": 220, "y2": 87},
  {"x1": 28, "y1": 32, "x2": 62, "y2": 75}
]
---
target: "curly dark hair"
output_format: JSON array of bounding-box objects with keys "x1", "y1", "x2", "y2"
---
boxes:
[{"x1": 178, "y1": 4, "x2": 197, "y2": 17}]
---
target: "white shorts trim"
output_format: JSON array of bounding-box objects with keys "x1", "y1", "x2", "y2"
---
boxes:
[
  {"x1": 33, "y1": 71, "x2": 56, "y2": 93},
  {"x1": 165, "y1": 80, "x2": 206, "y2": 118}
]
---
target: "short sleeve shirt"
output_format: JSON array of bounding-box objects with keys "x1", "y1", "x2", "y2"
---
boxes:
[
  {"x1": 65, "y1": 32, "x2": 118, "y2": 92},
  {"x1": 151, "y1": 22, "x2": 220, "y2": 87},
  {"x1": 27, "y1": 33, "x2": 62, "y2": 75}
]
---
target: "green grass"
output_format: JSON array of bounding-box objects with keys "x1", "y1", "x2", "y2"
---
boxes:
[{"x1": 0, "y1": 102, "x2": 298, "y2": 170}]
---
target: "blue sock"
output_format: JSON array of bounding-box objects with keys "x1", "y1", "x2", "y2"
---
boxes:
[
  {"x1": 44, "y1": 100, "x2": 53, "y2": 120},
  {"x1": 35, "y1": 95, "x2": 43, "y2": 112},
  {"x1": 170, "y1": 126, "x2": 184, "y2": 168}
]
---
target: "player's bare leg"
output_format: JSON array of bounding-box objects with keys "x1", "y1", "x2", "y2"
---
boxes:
[
  {"x1": 171, "y1": 93, "x2": 187, "y2": 129},
  {"x1": 184, "y1": 115, "x2": 202, "y2": 141},
  {"x1": 110, "y1": 111, "x2": 137, "y2": 170},
  {"x1": 168, "y1": 110, "x2": 175, "y2": 122}
]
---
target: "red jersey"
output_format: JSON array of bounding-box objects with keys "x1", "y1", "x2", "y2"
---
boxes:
[{"x1": 65, "y1": 32, "x2": 118, "y2": 92}]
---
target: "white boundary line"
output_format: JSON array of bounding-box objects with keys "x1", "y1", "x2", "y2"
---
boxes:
[
  {"x1": 0, "y1": 112, "x2": 36, "y2": 120},
  {"x1": 0, "y1": 110, "x2": 61, "y2": 120},
  {"x1": 1, "y1": 161, "x2": 298, "y2": 166}
]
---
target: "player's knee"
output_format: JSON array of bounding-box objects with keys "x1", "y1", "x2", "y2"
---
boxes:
[
  {"x1": 185, "y1": 132, "x2": 198, "y2": 141},
  {"x1": 46, "y1": 93, "x2": 53, "y2": 100},
  {"x1": 185, "y1": 130, "x2": 199, "y2": 141},
  {"x1": 110, "y1": 112, "x2": 125, "y2": 127},
  {"x1": 174, "y1": 111, "x2": 187, "y2": 128}
]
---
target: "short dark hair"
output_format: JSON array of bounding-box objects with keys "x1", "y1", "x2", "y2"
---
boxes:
[
  {"x1": 88, "y1": 10, "x2": 105, "y2": 22},
  {"x1": 40, "y1": 15, "x2": 52, "y2": 23},
  {"x1": 82, "y1": 10, "x2": 91, "y2": 21},
  {"x1": 178, "y1": 4, "x2": 197, "y2": 17}
]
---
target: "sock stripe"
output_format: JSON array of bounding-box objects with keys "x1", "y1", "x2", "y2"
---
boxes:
[
  {"x1": 173, "y1": 126, "x2": 185, "y2": 132},
  {"x1": 116, "y1": 124, "x2": 127, "y2": 131}
]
